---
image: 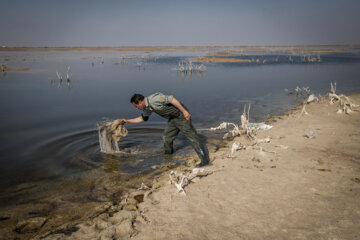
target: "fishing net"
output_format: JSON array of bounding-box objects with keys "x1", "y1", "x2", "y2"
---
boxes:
[{"x1": 97, "y1": 119, "x2": 128, "y2": 153}]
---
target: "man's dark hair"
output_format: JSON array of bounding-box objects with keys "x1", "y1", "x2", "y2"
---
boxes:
[{"x1": 130, "y1": 94, "x2": 144, "y2": 104}]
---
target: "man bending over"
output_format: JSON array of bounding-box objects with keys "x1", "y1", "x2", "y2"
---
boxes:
[{"x1": 123, "y1": 92, "x2": 210, "y2": 167}]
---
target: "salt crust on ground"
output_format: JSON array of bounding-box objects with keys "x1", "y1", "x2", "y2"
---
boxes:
[{"x1": 43, "y1": 94, "x2": 360, "y2": 240}]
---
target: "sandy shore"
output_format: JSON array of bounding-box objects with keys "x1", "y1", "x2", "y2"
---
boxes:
[{"x1": 35, "y1": 92, "x2": 360, "y2": 240}]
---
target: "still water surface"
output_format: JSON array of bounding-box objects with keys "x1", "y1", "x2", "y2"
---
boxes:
[{"x1": 1, "y1": 48, "x2": 360, "y2": 206}]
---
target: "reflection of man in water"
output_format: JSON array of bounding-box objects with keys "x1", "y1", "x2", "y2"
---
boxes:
[{"x1": 123, "y1": 92, "x2": 210, "y2": 167}]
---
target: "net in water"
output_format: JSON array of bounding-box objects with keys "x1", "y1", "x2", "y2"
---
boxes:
[{"x1": 97, "y1": 119, "x2": 128, "y2": 153}]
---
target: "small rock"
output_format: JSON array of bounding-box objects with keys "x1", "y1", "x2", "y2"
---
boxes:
[
  {"x1": 124, "y1": 198, "x2": 138, "y2": 211},
  {"x1": 303, "y1": 131, "x2": 315, "y2": 139},
  {"x1": 129, "y1": 191, "x2": 144, "y2": 201},
  {"x1": 95, "y1": 220, "x2": 108, "y2": 231},
  {"x1": 134, "y1": 194, "x2": 144, "y2": 203}
]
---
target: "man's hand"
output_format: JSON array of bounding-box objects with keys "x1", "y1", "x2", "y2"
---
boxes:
[
  {"x1": 183, "y1": 110, "x2": 191, "y2": 120},
  {"x1": 171, "y1": 97, "x2": 191, "y2": 121}
]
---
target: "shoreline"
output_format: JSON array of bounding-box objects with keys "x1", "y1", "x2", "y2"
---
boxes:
[{"x1": 32, "y1": 92, "x2": 360, "y2": 240}]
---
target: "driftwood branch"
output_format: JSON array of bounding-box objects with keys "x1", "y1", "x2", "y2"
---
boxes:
[
  {"x1": 229, "y1": 141, "x2": 245, "y2": 158},
  {"x1": 169, "y1": 168, "x2": 221, "y2": 196},
  {"x1": 328, "y1": 82, "x2": 358, "y2": 114},
  {"x1": 241, "y1": 104, "x2": 256, "y2": 140},
  {"x1": 210, "y1": 122, "x2": 241, "y2": 139}
]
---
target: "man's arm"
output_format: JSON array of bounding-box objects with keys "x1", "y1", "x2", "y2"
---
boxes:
[
  {"x1": 123, "y1": 116, "x2": 144, "y2": 124},
  {"x1": 171, "y1": 97, "x2": 191, "y2": 120}
]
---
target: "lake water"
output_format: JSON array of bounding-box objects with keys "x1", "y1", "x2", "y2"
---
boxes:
[{"x1": 1, "y1": 47, "x2": 360, "y2": 234}]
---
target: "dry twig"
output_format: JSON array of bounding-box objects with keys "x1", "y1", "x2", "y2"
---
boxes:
[
  {"x1": 328, "y1": 82, "x2": 358, "y2": 114},
  {"x1": 169, "y1": 168, "x2": 221, "y2": 196}
]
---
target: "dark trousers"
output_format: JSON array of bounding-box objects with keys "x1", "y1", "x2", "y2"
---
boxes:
[{"x1": 163, "y1": 116, "x2": 209, "y2": 162}]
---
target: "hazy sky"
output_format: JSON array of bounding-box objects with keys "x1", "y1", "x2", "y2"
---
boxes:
[{"x1": 1, "y1": 0, "x2": 360, "y2": 46}]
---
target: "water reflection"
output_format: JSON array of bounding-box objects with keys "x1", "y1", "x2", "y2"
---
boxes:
[
  {"x1": 137, "y1": 61, "x2": 144, "y2": 71},
  {"x1": 67, "y1": 78, "x2": 71, "y2": 89},
  {"x1": 174, "y1": 59, "x2": 206, "y2": 82},
  {"x1": 176, "y1": 70, "x2": 206, "y2": 83}
]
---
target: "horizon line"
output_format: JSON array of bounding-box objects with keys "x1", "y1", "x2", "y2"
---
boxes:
[{"x1": 1, "y1": 44, "x2": 359, "y2": 51}]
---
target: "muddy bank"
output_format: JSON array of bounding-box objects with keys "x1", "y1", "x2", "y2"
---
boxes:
[
  {"x1": 0, "y1": 161, "x2": 185, "y2": 240},
  {"x1": 28, "y1": 92, "x2": 360, "y2": 240}
]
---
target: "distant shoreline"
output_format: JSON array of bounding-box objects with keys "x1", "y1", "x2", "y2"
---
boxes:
[
  {"x1": 0, "y1": 45, "x2": 358, "y2": 52},
  {"x1": 0, "y1": 46, "x2": 216, "y2": 52}
]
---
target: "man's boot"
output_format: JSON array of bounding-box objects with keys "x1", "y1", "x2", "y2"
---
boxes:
[{"x1": 196, "y1": 149, "x2": 210, "y2": 167}]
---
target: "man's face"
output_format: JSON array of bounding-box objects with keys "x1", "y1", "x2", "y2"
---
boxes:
[{"x1": 132, "y1": 100, "x2": 145, "y2": 110}]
